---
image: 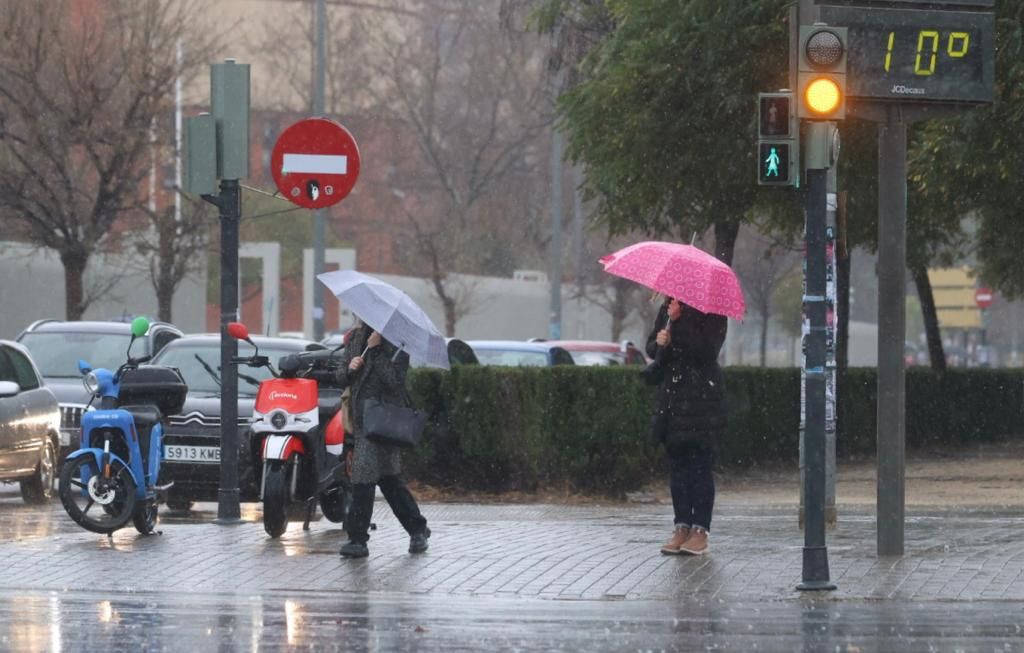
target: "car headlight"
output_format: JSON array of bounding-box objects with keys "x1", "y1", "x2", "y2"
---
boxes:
[{"x1": 82, "y1": 372, "x2": 100, "y2": 396}]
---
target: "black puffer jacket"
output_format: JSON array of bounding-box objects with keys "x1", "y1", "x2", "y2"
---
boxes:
[{"x1": 645, "y1": 304, "x2": 728, "y2": 452}]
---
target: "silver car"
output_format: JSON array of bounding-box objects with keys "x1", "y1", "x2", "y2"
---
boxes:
[{"x1": 0, "y1": 341, "x2": 61, "y2": 503}]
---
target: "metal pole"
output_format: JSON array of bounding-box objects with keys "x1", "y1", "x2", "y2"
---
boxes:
[
  {"x1": 549, "y1": 127, "x2": 563, "y2": 340},
  {"x1": 798, "y1": 123, "x2": 834, "y2": 591},
  {"x1": 215, "y1": 178, "x2": 241, "y2": 523},
  {"x1": 877, "y1": 104, "x2": 907, "y2": 557},
  {"x1": 312, "y1": 0, "x2": 327, "y2": 341}
]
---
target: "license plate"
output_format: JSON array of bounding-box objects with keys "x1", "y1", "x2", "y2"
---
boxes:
[{"x1": 164, "y1": 445, "x2": 221, "y2": 463}]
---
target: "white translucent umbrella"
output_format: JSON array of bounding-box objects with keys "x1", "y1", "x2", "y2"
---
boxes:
[{"x1": 316, "y1": 270, "x2": 450, "y2": 370}]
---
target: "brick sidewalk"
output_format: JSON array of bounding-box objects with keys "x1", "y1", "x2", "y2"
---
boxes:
[{"x1": 2, "y1": 500, "x2": 1023, "y2": 602}]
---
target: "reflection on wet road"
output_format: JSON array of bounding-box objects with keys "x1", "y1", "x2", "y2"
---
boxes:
[
  {"x1": 2, "y1": 589, "x2": 1023, "y2": 652},
  {"x1": 4, "y1": 486, "x2": 1024, "y2": 650}
]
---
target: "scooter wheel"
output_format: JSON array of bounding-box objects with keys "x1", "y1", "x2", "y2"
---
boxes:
[
  {"x1": 59, "y1": 456, "x2": 137, "y2": 535},
  {"x1": 132, "y1": 499, "x2": 158, "y2": 535},
  {"x1": 320, "y1": 484, "x2": 351, "y2": 524},
  {"x1": 262, "y1": 461, "x2": 289, "y2": 538}
]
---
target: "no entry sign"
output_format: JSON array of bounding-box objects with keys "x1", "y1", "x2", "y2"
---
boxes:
[
  {"x1": 975, "y1": 287, "x2": 994, "y2": 309},
  {"x1": 271, "y1": 118, "x2": 361, "y2": 210}
]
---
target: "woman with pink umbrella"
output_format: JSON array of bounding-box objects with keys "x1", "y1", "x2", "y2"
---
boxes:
[{"x1": 601, "y1": 241, "x2": 744, "y2": 556}]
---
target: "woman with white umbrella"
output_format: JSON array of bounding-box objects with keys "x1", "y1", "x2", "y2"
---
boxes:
[
  {"x1": 316, "y1": 270, "x2": 448, "y2": 559},
  {"x1": 329, "y1": 318, "x2": 430, "y2": 558}
]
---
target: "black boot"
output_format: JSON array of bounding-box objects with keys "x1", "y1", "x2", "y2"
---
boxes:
[
  {"x1": 341, "y1": 483, "x2": 374, "y2": 558},
  {"x1": 379, "y1": 475, "x2": 429, "y2": 552},
  {"x1": 409, "y1": 527, "x2": 431, "y2": 554}
]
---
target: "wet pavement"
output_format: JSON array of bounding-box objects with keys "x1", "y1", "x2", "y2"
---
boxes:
[{"x1": 1, "y1": 485, "x2": 1023, "y2": 650}]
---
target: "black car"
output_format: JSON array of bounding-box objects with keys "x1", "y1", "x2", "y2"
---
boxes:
[
  {"x1": 0, "y1": 341, "x2": 61, "y2": 503},
  {"x1": 150, "y1": 334, "x2": 321, "y2": 510},
  {"x1": 17, "y1": 319, "x2": 183, "y2": 457}
]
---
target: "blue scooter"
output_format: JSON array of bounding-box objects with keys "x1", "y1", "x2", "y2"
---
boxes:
[{"x1": 57, "y1": 317, "x2": 187, "y2": 535}]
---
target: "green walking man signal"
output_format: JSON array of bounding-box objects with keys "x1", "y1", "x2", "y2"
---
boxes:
[{"x1": 757, "y1": 91, "x2": 799, "y2": 187}]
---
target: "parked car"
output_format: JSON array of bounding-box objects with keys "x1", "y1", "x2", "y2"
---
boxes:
[
  {"x1": 149, "y1": 334, "x2": 322, "y2": 510},
  {"x1": 322, "y1": 332, "x2": 478, "y2": 368},
  {"x1": 466, "y1": 340, "x2": 575, "y2": 367},
  {"x1": 0, "y1": 341, "x2": 61, "y2": 503},
  {"x1": 544, "y1": 340, "x2": 648, "y2": 366},
  {"x1": 16, "y1": 319, "x2": 182, "y2": 457},
  {"x1": 411, "y1": 338, "x2": 480, "y2": 368}
]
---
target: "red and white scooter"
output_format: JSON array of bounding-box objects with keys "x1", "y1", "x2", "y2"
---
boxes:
[{"x1": 227, "y1": 322, "x2": 350, "y2": 537}]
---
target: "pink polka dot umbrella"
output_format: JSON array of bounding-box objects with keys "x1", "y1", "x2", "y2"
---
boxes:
[{"x1": 600, "y1": 241, "x2": 746, "y2": 320}]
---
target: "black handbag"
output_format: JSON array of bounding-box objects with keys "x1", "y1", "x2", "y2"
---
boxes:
[{"x1": 363, "y1": 398, "x2": 428, "y2": 448}]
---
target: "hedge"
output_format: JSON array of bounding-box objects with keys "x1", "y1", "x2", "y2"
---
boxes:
[{"x1": 401, "y1": 366, "x2": 1024, "y2": 495}]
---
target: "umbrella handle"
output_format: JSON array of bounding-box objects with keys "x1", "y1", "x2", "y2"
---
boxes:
[{"x1": 391, "y1": 343, "x2": 405, "y2": 362}]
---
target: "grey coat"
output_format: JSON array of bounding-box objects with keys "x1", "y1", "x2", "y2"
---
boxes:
[{"x1": 336, "y1": 327, "x2": 411, "y2": 484}]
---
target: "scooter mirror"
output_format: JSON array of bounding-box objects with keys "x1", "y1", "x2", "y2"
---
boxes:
[
  {"x1": 227, "y1": 322, "x2": 252, "y2": 342},
  {"x1": 77, "y1": 360, "x2": 92, "y2": 375}
]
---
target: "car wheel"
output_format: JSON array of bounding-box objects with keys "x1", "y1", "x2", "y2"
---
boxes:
[{"x1": 20, "y1": 438, "x2": 56, "y2": 504}]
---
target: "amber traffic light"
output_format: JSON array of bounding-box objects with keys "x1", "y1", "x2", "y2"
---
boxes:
[{"x1": 798, "y1": 26, "x2": 848, "y2": 119}]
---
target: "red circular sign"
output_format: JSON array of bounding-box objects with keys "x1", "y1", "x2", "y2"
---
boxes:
[
  {"x1": 270, "y1": 118, "x2": 361, "y2": 209},
  {"x1": 975, "y1": 287, "x2": 994, "y2": 309}
]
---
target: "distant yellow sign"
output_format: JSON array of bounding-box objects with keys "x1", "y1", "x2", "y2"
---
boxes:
[{"x1": 928, "y1": 267, "x2": 981, "y2": 328}]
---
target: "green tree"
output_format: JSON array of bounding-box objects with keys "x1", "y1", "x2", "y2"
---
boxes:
[
  {"x1": 911, "y1": 5, "x2": 1024, "y2": 298},
  {"x1": 556, "y1": 0, "x2": 790, "y2": 265}
]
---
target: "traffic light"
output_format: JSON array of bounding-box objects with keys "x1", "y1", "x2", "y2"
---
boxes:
[
  {"x1": 798, "y1": 25, "x2": 847, "y2": 120},
  {"x1": 757, "y1": 91, "x2": 798, "y2": 187}
]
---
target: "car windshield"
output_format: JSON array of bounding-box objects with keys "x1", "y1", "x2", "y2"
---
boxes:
[
  {"x1": 472, "y1": 349, "x2": 549, "y2": 367},
  {"x1": 19, "y1": 331, "x2": 132, "y2": 378},
  {"x1": 152, "y1": 343, "x2": 303, "y2": 397},
  {"x1": 568, "y1": 351, "x2": 624, "y2": 366}
]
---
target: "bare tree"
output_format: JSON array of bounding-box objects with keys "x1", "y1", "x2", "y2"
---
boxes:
[
  {"x1": 360, "y1": 0, "x2": 551, "y2": 335},
  {"x1": 733, "y1": 229, "x2": 801, "y2": 366},
  {"x1": 254, "y1": 1, "x2": 379, "y2": 115},
  {"x1": 0, "y1": 0, "x2": 214, "y2": 319},
  {"x1": 129, "y1": 196, "x2": 213, "y2": 322}
]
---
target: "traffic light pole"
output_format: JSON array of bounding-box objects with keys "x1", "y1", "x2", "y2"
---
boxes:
[
  {"x1": 798, "y1": 123, "x2": 835, "y2": 592},
  {"x1": 206, "y1": 179, "x2": 242, "y2": 524}
]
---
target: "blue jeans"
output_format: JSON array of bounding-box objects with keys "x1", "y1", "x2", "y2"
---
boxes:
[{"x1": 668, "y1": 443, "x2": 715, "y2": 531}]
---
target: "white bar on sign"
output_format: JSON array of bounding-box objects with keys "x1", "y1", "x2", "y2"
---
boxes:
[{"x1": 282, "y1": 153, "x2": 348, "y2": 175}]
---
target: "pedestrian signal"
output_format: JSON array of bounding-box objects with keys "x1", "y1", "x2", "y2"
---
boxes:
[
  {"x1": 757, "y1": 91, "x2": 798, "y2": 187},
  {"x1": 798, "y1": 26, "x2": 847, "y2": 119},
  {"x1": 759, "y1": 95, "x2": 792, "y2": 137},
  {"x1": 759, "y1": 143, "x2": 791, "y2": 184}
]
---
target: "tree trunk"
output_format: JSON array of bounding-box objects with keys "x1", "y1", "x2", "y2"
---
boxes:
[
  {"x1": 61, "y1": 249, "x2": 89, "y2": 320},
  {"x1": 156, "y1": 277, "x2": 175, "y2": 323},
  {"x1": 156, "y1": 219, "x2": 176, "y2": 323},
  {"x1": 713, "y1": 221, "x2": 740, "y2": 266},
  {"x1": 759, "y1": 316, "x2": 768, "y2": 367},
  {"x1": 609, "y1": 281, "x2": 629, "y2": 342},
  {"x1": 912, "y1": 264, "x2": 946, "y2": 372}
]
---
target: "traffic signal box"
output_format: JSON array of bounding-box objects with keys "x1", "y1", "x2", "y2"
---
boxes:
[
  {"x1": 798, "y1": 25, "x2": 847, "y2": 120},
  {"x1": 757, "y1": 92, "x2": 799, "y2": 186}
]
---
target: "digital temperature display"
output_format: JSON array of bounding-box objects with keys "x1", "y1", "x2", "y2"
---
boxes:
[{"x1": 819, "y1": 6, "x2": 994, "y2": 103}]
